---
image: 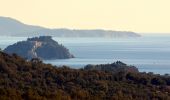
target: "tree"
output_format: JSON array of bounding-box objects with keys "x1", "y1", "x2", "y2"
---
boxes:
[{"x1": 31, "y1": 58, "x2": 42, "y2": 63}]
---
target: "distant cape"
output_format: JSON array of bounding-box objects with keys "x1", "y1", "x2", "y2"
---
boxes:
[{"x1": 0, "y1": 16, "x2": 141, "y2": 37}]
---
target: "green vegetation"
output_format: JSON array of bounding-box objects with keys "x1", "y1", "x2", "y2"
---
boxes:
[{"x1": 0, "y1": 51, "x2": 170, "y2": 100}]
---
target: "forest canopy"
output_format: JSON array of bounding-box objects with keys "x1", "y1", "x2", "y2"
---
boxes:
[{"x1": 0, "y1": 51, "x2": 170, "y2": 100}]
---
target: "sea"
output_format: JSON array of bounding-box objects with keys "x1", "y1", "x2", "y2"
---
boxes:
[{"x1": 0, "y1": 34, "x2": 170, "y2": 75}]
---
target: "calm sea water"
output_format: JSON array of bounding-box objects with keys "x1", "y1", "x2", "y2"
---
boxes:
[{"x1": 0, "y1": 34, "x2": 170, "y2": 74}]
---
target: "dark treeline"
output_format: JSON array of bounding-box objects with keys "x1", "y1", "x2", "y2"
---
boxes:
[
  {"x1": 0, "y1": 51, "x2": 170, "y2": 100},
  {"x1": 84, "y1": 61, "x2": 139, "y2": 73}
]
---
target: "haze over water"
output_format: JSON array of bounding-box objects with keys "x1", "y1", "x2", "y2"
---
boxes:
[{"x1": 0, "y1": 34, "x2": 170, "y2": 75}]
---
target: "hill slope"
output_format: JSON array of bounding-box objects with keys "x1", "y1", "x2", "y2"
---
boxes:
[
  {"x1": 0, "y1": 52, "x2": 170, "y2": 100},
  {"x1": 0, "y1": 17, "x2": 45, "y2": 36},
  {"x1": 0, "y1": 16, "x2": 141, "y2": 37}
]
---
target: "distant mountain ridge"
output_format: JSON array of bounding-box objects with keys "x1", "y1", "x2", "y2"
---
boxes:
[{"x1": 0, "y1": 16, "x2": 141, "y2": 37}]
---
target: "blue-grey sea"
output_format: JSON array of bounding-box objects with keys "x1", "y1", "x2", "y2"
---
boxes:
[{"x1": 0, "y1": 34, "x2": 170, "y2": 75}]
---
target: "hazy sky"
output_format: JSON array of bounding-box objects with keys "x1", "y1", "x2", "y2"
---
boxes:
[{"x1": 0, "y1": 0, "x2": 170, "y2": 33}]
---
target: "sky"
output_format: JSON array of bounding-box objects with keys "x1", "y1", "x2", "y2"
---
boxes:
[{"x1": 0, "y1": 0, "x2": 170, "y2": 33}]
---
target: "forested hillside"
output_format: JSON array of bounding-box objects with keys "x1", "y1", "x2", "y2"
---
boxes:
[{"x1": 0, "y1": 51, "x2": 170, "y2": 100}]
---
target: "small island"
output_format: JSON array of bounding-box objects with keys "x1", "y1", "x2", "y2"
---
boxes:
[{"x1": 4, "y1": 36, "x2": 74, "y2": 60}]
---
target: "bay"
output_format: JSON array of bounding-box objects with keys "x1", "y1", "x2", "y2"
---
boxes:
[{"x1": 0, "y1": 34, "x2": 170, "y2": 74}]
